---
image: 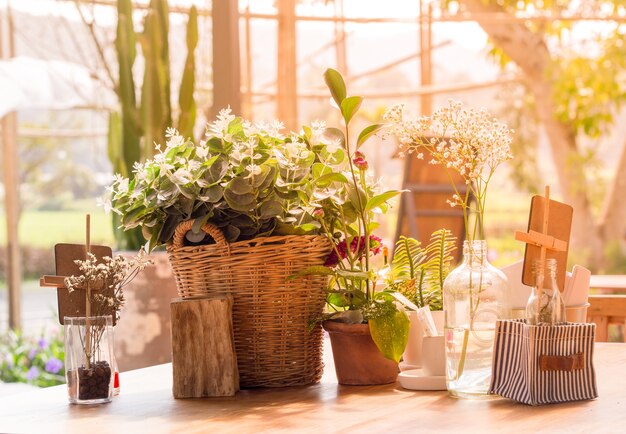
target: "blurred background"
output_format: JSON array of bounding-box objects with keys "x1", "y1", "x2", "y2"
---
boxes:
[{"x1": 1, "y1": 0, "x2": 625, "y2": 358}]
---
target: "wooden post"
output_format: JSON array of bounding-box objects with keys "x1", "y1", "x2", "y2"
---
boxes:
[
  {"x1": 334, "y1": 0, "x2": 347, "y2": 76},
  {"x1": 419, "y1": 1, "x2": 433, "y2": 116},
  {"x1": 241, "y1": 2, "x2": 253, "y2": 119},
  {"x1": 171, "y1": 296, "x2": 239, "y2": 398},
  {"x1": 277, "y1": 0, "x2": 297, "y2": 130},
  {"x1": 1, "y1": 5, "x2": 21, "y2": 329},
  {"x1": 210, "y1": 0, "x2": 241, "y2": 117}
]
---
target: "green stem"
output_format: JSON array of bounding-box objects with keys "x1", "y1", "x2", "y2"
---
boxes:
[
  {"x1": 455, "y1": 329, "x2": 469, "y2": 381},
  {"x1": 344, "y1": 122, "x2": 371, "y2": 301}
]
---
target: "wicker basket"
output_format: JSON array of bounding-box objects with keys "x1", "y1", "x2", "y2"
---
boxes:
[{"x1": 166, "y1": 220, "x2": 332, "y2": 388}]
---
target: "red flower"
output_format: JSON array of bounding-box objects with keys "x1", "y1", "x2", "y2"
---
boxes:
[
  {"x1": 353, "y1": 151, "x2": 369, "y2": 171},
  {"x1": 324, "y1": 235, "x2": 383, "y2": 267}
]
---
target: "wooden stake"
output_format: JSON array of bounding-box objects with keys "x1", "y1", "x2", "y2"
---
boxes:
[
  {"x1": 537, "y1": 186, "x2": 550, "y2": 302},
  {"x1": 85, "y1": 214, "x2": 92, "y2": 369}
]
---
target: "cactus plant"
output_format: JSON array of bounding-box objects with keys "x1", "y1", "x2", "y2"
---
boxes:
[{"x1": 109, "y1": 0, "x2": 198, "y2": 249}]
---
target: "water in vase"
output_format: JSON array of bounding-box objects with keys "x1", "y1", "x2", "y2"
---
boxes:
[
  {"x1": 445, "y1": 323, "x2": 495, "y2": 398},
  {"x1": 442, "y1": 240, "x2": 510, "y2": 398}
]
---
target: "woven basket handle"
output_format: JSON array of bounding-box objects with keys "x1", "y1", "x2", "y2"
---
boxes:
[{"x1": 172, "y1": 220, "x2": 229, "y2": 249}]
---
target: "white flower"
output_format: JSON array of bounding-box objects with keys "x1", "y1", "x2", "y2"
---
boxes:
[
  {"x1": 154, "y1": 153, "x2": 165, "y2": 163},
  {"x1": 170, "y1": 168, "x2": 193, "y2": 185},
  {"x1": 196, "y1": 146, "x2": 209, "y2": 159},
  {"x1": 206, "y1": 107, "x2": 235, "y2": 138},
  {"x1": 96, "y1": 195, "x2": 114, "y2": 214},
  {"x1": 169, "y1": 135, "x2": 185, "y2": 148},
  {"x1": 187, "y1": 160, "x2": 201, "y2": 172},
  {"x1": 267, "y1": 120, "x2": 285, "y2": 137},
  {"x1": 325, "y1": 138, "x2": 341, "y2": 154},
  {"x1": 245, "y1": 164, "x2": 262, "y2": 177},
  {"x1": 165, "y1": 127, "x2": 178, "y2": 138},
  {"x1": 116, "y1": 177, "x2": 129, "y2": 193}
]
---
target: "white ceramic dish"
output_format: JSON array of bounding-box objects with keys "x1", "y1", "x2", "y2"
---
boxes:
[{"x1": 398, "y1": 368, "x2": 447, "y2": 391}]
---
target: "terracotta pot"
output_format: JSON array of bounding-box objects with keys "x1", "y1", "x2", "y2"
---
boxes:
[{"x1": 323, "y1": 320, "x2": 398, "y2": 385}]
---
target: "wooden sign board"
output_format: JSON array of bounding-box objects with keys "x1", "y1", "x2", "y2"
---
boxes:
[
  {"x1": 521, "y1": 196, "x2": 573, "y2": 291},
  {"x1": 54, "y1": 243, "x2": 114, "y2": 325}
]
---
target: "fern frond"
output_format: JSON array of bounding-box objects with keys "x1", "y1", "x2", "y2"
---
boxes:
[
  {"x1": 390, "y1": 236, "x2": 426, "y2": 281},
  {"x1": 423, "y1": 229, "x2": 457, "y2": 300}
]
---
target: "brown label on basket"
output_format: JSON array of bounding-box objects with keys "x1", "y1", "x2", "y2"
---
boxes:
[{"x1": 539, "y1": 353, "x2": 585, "y2": 371}]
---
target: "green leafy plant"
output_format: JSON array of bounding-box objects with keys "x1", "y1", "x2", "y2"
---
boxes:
[
  {"x1": 387, "y1": 229, "x2": 457, "y2": 311},
  {"x1": 0, "y1": 329, "x2": 65, "y2": 388},
  {"x1": 295, "y1": 68, "x2": 407, "y2": 363},
  {"x1": 107, "y1": 109, "x2": 378, "y2": 250}
]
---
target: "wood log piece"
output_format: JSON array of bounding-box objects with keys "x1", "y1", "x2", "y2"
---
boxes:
[{"x1": 170, "y1": 296, "x2": 239, "y2": 398}]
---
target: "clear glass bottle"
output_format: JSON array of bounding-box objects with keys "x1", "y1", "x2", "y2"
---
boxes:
[
  {"x1": 64, "y1": 315, "x2": 114, "y2": 404},
  {"x1": 443, "y1": 240, "x2": 510, "y2": 399},
  {"x1": 526, "y1": 258, "x2": 566, "y2": 325}
]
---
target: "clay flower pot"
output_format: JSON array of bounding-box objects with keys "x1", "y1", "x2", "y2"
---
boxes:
[{"x1": 323, "y1": 320, "x2": 398, "y2": 385}]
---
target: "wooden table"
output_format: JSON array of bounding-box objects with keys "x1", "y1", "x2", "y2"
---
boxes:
[
  {"x1": 590, "y1": 274, "x2": 626, "y2": 294},
  {"x1": 2, "y1": 342, "x2": 625, "y2": 433}
]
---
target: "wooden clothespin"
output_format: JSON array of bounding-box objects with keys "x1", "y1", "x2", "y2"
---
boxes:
[{"x1": 515, "y1": 186, "x2": 573, "y2": 292}]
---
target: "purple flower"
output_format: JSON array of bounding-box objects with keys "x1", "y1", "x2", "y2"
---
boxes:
[
  {"x1": 26, "y1": 366, "x2": 39, "y2": 381},
  {"x1": 44, "y1": 357, "x2": 63, "y2": 374},
  {"x1": 38, "y1": 338, "x2": 49, "y2": 350},
  {"x1": 28, "y1": 348, "x2": 38, "y2": 360}
]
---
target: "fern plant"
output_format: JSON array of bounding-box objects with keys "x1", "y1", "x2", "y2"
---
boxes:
[{"x1": 388, "y1": 229, "x2": 457, "y2": 310}]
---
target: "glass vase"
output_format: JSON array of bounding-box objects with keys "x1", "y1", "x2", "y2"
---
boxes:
[
  {"x1": 64, "y1": 316, "x2": 114, "y2": 404},
  {"x1": 443, "y1": 240, "x2": 510, "y2": 398}
]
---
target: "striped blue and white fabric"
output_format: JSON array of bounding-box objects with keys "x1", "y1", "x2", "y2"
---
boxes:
[{"x1": 489, "y1": 319, "x2": 598, "y2": 405}]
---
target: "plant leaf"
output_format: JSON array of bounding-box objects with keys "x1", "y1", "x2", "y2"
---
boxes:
[
  {"x1": 340, "y1": 96, "x2": 363, "y2": 125},
  {"x1": 315, "y1": 172, "x2": 349, "y2": 187},
  {"x1": 357, "y1": 124, "x2": 386, "y2": 149},
  {"x1": 422, "y1": 229, "x2": 457, "y2": 311},
  {"x1": 369, "y1": 308, "x2": 410, "y2": 362},
  {"x1": 365, "y1": 190, "x2": 404, "y2": 212},
  {"x1": 323, "y1": 68, "x2": 347, "y2": 106}
]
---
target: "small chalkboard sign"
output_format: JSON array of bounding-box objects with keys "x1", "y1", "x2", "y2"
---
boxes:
[
  {"x1": 514, "y1": 186, "x2": 573, "y2": 292},
  {"x1": 39, "y1": 215, "x2": 115, "y2": 325}
]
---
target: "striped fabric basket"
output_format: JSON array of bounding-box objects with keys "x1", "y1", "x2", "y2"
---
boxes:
[{"x1": 489, "y1": 319, "x2": 598, "y2": 405}]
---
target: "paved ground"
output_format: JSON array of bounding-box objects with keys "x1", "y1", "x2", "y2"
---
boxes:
[{"x1": 0, "y1": 281, "x2": 59, "y2": 334}]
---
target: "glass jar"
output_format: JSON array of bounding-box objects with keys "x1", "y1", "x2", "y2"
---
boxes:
[
  {"x1": 64, "y1": 316, "x2": 114, "y2": 404},
  {"x1": 526, "y1": 258, "x2": 566, "y2": 325},
  {"x1": 443, "y1": 240, "x2": 510, "y2": 398}
]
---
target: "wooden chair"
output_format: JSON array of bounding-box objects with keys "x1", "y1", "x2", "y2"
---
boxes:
[{"x1": 587, "y1": 295, "x2": 626, "y2": 342}]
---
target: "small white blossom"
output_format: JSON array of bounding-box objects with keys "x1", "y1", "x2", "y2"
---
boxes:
[
  {"x1": 325, "y1": 138, "x2": 341, "y2": 154},
  {"x1": 206, "y1": 107, "x2": 235, "y2": 138},
  {"x1": 196, "y1": 146, "x2": 209, "y2": 159},
  {"x1": 245, "y1": 164, "x2": 262, "y2": 177},
  {"x1": 170, "y1": 168, "x2": 193, "y2": 185}
]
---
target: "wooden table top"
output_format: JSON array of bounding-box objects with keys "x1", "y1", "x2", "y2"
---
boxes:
[
  {"x1": 590, "y1": 274, "x2": 626, "y2": 292},
  {"x1": 2, "y1": 342, "x2": 625, "y2": 433}
]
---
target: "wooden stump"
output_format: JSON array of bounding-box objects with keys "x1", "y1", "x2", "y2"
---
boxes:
[{"x1": 170, "y1": 296, "x2": 239, "y2": 398}]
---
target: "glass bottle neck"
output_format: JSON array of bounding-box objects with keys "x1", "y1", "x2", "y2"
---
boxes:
[
  {"x1": 532, "y1": 259, "x2": 559, "y2": 290},
  {"x1": 462, "y1": 240, "x2": 488, "y2": 265}
]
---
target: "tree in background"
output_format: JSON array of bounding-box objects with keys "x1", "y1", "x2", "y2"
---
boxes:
[{"x1": 455, "y1": 0, "x2": 626, "y2": 270}]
